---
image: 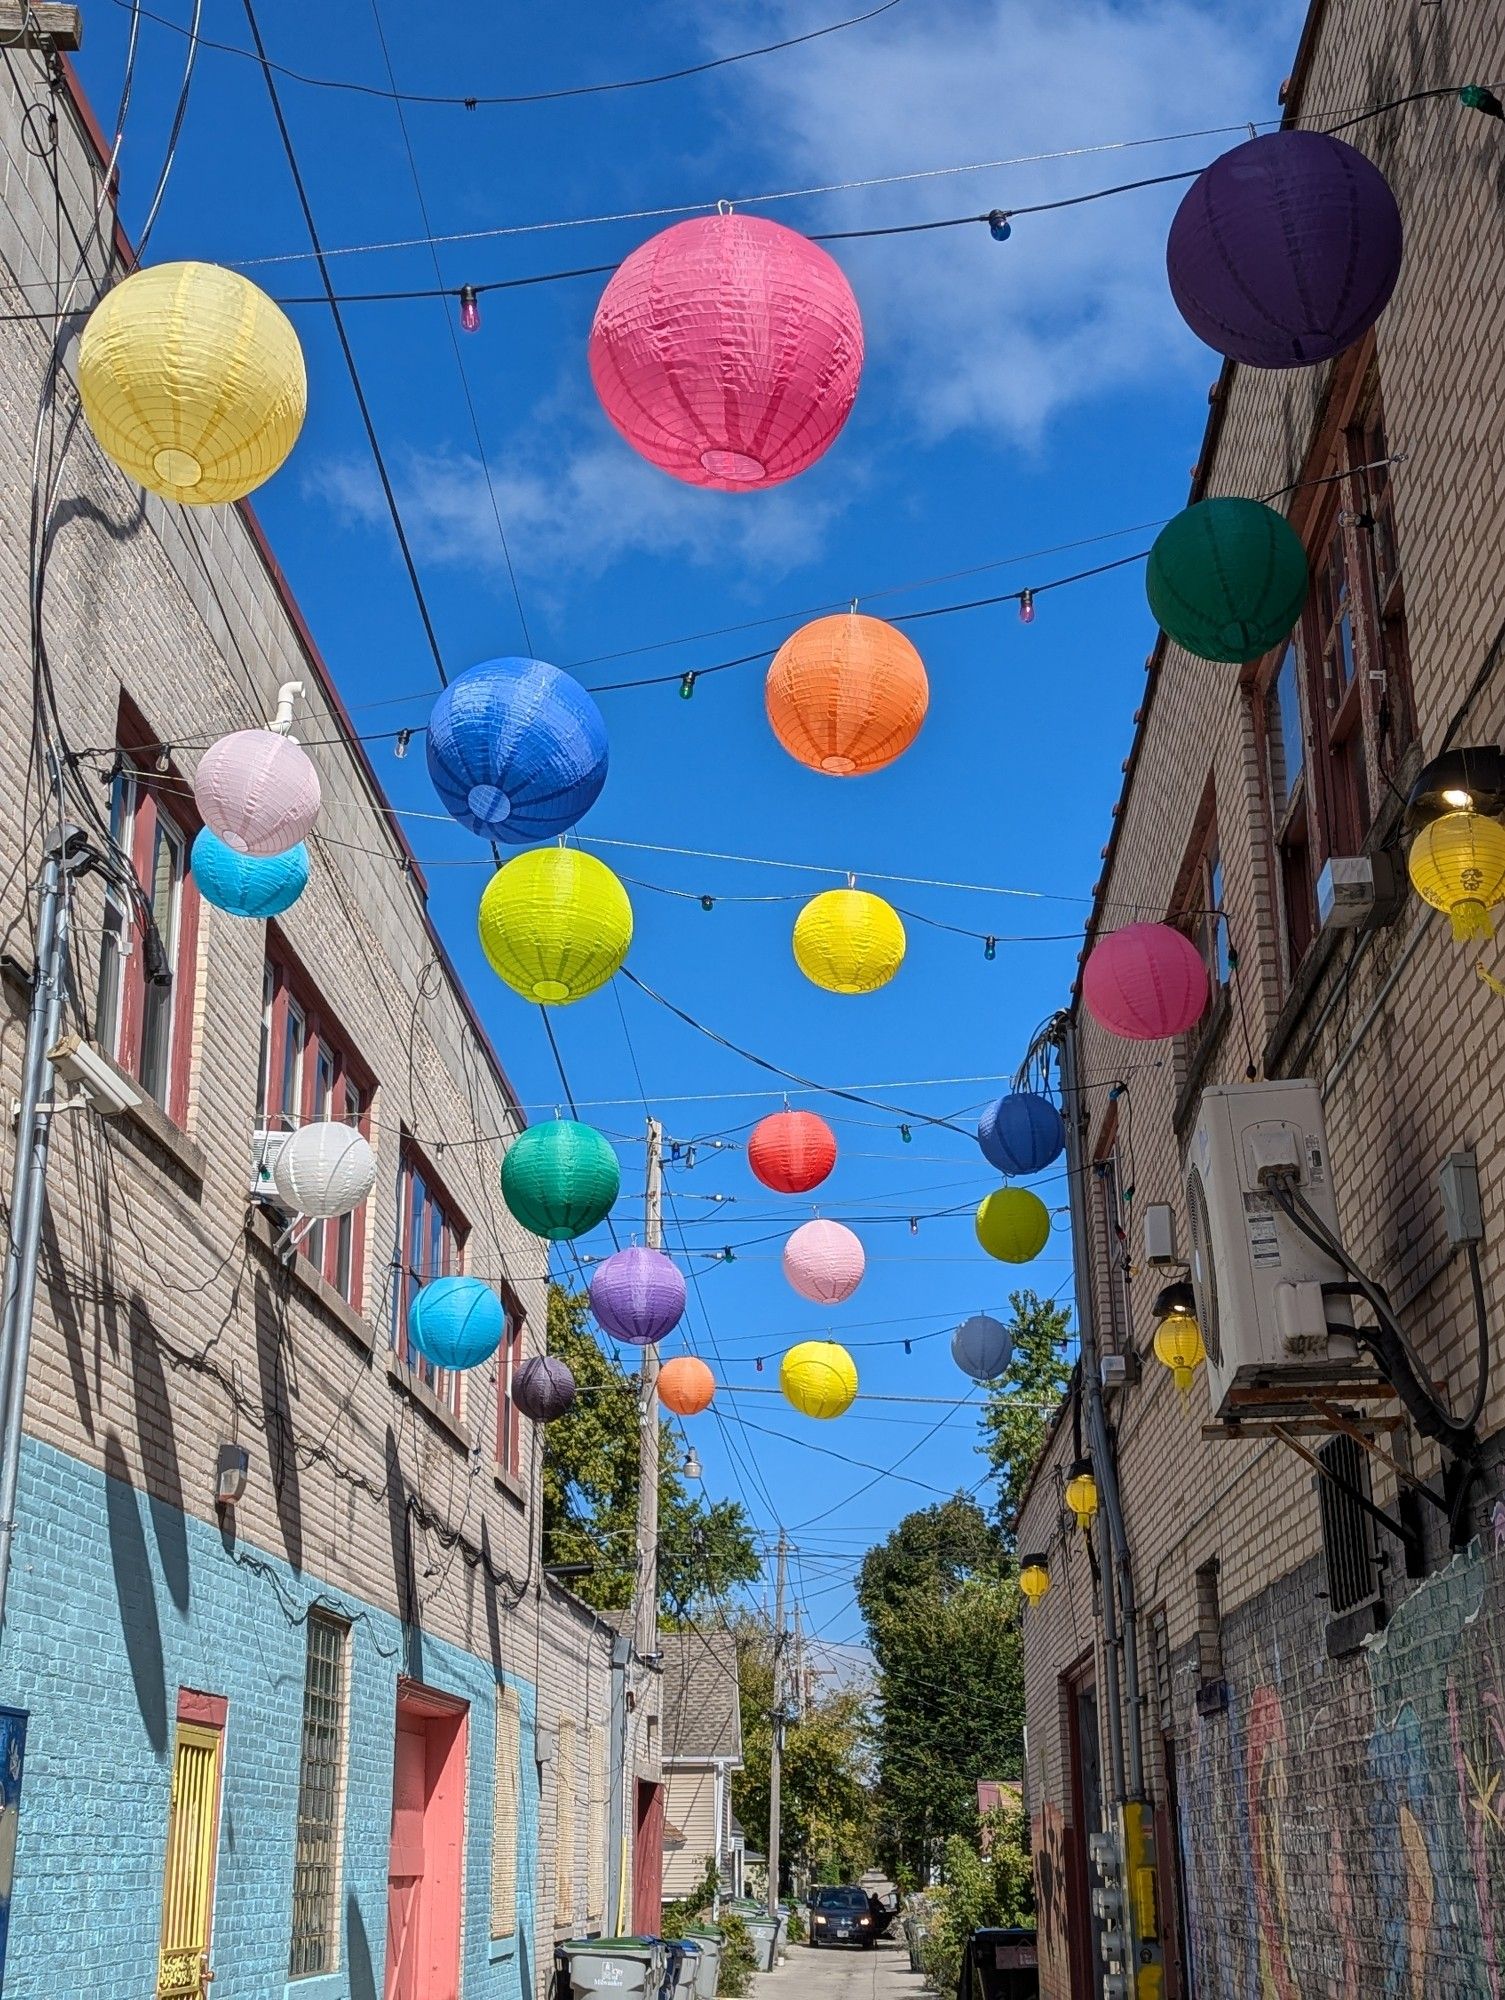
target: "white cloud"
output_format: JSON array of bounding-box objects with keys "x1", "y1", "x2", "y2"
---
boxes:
[{"x1": 706, "y1": 0, "x2": 1306, "y2": 444}]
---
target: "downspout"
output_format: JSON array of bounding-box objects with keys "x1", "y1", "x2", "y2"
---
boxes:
[{"x1": 711, "y1": 1757, "x2": 734, "y2": 1917}]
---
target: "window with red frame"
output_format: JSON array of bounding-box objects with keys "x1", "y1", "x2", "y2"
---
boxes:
[
  {"x1": 96, "y1": 744, "x2": 201, "y2": 1128},
  {"x1": 258, "y1": 947, "x2": 372, "y2": 1308},
  {"x1": 1257, "y1": 361, "x2": 1414, "y2": 982},
  {"x1": 1170, "y1": 801, "x2": 1230, "y2": 1069},
  {"x1": 1093, "y1": 1142, "x2": 1132, "y2": 1352},
  {"x1": 495, "y1": 1302, "x2": 525, "y2": 1481},
  {"x1": 392, "y1": 1147, "x2": 468, "y2": 1416}
]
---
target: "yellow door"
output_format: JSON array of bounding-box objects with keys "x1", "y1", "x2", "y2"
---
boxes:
[{"x1": 156, "y1": 1721, "x2": 223, "y2": 2000}]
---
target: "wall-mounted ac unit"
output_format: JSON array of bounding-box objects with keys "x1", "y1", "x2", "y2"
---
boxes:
[
  {"x1": 250, "y1": 1128, "x2": 291, "y2": 1201},
  {"x1": 1185, "y1": 1081, "x2": 1364, "y2": 1418}
]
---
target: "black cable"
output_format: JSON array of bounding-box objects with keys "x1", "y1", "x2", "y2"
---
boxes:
[{"x1": 237, "y1": 0, "x2": 450, "y2": 688}]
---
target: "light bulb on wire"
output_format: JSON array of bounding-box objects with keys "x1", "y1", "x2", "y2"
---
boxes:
[
  {"x1": 1019, "y1": 589, "x2": 1036, "y2": 625},
  {"x1": 459, "y1": 285, "x2": 481, "y2": 333}
]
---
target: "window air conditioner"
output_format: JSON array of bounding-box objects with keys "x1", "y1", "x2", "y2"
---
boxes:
[
  {"x1": 1185, "y1": 1081, "x2": 1363, "y2": 1418},
  {"x1": 250, "y1": 1128, "x2": 291, "y2": 1201}
]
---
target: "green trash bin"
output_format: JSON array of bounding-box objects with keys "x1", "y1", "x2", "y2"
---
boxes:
[
  {"x1": 557, "y1": 1937, "x2": 665, "y2": 1999},
  {"x1": 745, "y1": 1917, "x2": 778, "y2": 1973}
]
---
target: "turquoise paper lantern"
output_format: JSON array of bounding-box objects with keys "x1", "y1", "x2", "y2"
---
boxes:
[
  {"x1": 408, "y1": 1275, "x2": 505, "y2": 1371},
  {"x1": 191, "y1": 826, "x2": 308, "y2": 918}
]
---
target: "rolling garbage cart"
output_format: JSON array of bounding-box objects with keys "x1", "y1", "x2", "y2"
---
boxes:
[
  {"x1": 556, "y1": 1937, "x2": 665, "y2": 2000},
  {"x1": 957, "y1": 1926, "x2": 1039, "y2": 2000}
]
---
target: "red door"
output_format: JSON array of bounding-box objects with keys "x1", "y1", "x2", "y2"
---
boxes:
[
  {"x1": 385, "y1": 1683, "x2": 468, "y2": 2000},
  {"x1": 633, "y1": 1781, "x2": 664, "y2": 1936}
]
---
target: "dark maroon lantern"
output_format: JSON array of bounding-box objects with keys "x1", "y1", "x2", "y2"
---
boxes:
[
  {"x1": 513, "y1": 1354, "x2": 577, "y2": 1422},
  {"x1": 1166, "y1": 132, "x2": 1403, "y2": 369},
  {"x1": 588, "y1": 1246, "x2": 686, "y2": 1347}
]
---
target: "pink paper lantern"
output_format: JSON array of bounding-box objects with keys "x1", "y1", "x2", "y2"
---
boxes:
[
  {"x1": 782, "y1": 1219, "x2": 865, "y2": 1304},
  {"x1": 588, "y1": 213, "x2": 864, "y2": 492},
  {"x1": 193, "y1": 729, "x2": 321, "y2": 856},
  {"x1": 1083, "y1": 923, "x2": 1210, "y2": 1041}
]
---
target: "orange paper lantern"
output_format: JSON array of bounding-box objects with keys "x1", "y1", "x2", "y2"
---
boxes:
[
  {"x1": 659, "y1": 1355, "x2": 716, "y2": 1416},
  {"x1": 765, "y1": 612, "x2": 928, "y2": 776}
]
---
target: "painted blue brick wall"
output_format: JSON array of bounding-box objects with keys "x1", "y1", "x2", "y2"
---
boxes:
[{"x1": 0, "y1": 1437, "x2": 541, "y2": 2000}]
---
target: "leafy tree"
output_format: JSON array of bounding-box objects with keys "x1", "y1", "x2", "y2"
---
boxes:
[
  {"x1": 978, "y1": 1289, "x2": 1072, "y2": 1546},
  {"x1": 856, "y1": 1492, "x2": 1006, "y2": 1627},
  {"x1": 731, "y1": 1623, "x2": 874, "y2": 1891},
  {"x1": 540, "y1": 1287, "x2": 759, "y2": 1618},
  {"x1": 919, "y1": 1807, "x2": 1035, "y2": 1995}
]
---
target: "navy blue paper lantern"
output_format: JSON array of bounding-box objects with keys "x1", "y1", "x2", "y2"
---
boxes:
[
  {"x1": 426, "y1": 656, "x2": 609, "y2": 842},
  {"x1": 190, "y1": 826, "x2": 309, "y2": 918},
  {"x1": 977, "y1": 1092, "x2": 1065, "y2": 1177},
  {"x1": 408, "y1": 1275, "x2": 505, "y2": 1371}
]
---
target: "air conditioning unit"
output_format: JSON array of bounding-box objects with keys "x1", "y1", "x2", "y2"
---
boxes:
[
  {"x1": 250, "y1": 1128, "x2": 291, "y2": 1201},
  {"x1": 1185, "y1": 1080, "x2": 1364, "y2": 1418}
]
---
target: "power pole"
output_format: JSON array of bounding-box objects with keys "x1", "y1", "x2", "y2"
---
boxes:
[
  {"x1": 633, "y1": 1117, "x2": 663, "y2": 1663},
  {"x1": 766, "y1": 1530, "x2": 788, "y2": 1916}
]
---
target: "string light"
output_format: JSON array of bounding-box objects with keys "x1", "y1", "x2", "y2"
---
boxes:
[
  {"x1": 899, "y1": 1124, "x2": 912, "y2": 1144},
  {"x1": 1461, "y1": 83, "x2": 1505, "y2": 118},
  {"x1": 1018, "y1": 589, "x2": 1036, "y2": 625},
  {"x1": 984, "y1": 936, "x2": 997, "y2": 960},
  {"x1": 459, "y1": 284, "x2": 481, "y2": 332},
  {"x1": 393, "y1": 727, "x2": 412, "y2": 758},
  {"x1": 701, "y1": 894, "x2": 715, "y2": 911},
  {"x1": 987, "y1": 209, "x2": 1012, "y2": 241},
  {"x1": 680, "y1": 672, "x2": 697, "y2": 699}
]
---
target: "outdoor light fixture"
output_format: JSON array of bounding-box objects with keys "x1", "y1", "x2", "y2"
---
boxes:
[
  {"x1": 1151, "y1": 1280, "x2": 1206, "y2": 1394},
  {"x1": 683, "y1": 1446, "x2": 703, "y2": 1481},
  {"x1": 1404, "y1": 746, "x2": 1505, "y2": 833},
  {"x1": 1064, "y1": 1458, "x2": 1099, "y2": 1531},
  {"x1": 459, "y1": 285, "x2": 481, "y2": 333},
  {"x1": 1019, "y1": 1553, "x2": 1051, "y2": 1604},
  {"x1": 215, "y1": 1442, "x2": 249, "y2": 1510}
]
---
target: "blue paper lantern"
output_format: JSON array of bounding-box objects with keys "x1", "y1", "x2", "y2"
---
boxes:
[
  {"x1": 977, "y1": 1092, "x2": 1065, "y2": 1177},
  {"x1": 951, "y1": 1314, "x2": 1013, "y2": 1382},
  {"x1": 190, "y1": 827, "x2": 309, "y2": 918},
  {"x1": 426, "y1": 656, "x2": 609, "y2": 842},
  {"x1": 408, "y1": 1275, "x2": 505, "y2": 1371}
]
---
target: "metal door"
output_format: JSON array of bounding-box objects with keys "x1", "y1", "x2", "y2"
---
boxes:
[{"x1": 156, "y1": 1722, "x2": 223, "y2": 2000}]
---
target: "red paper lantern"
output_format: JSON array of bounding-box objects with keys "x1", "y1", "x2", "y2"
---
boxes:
[
  {"x1": 1082, "y1": 923, "x2": 1209, "y2": 1041},
  {"x1": 659, "y1": 1355, "x2": 716, "y2": 1416},
  {"x1": 748, "y1": 1110, "x2": 837, "y2": 1194}
]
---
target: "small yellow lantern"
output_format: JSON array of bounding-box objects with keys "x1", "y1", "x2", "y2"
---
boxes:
[
  {"x1": 1019, "y1": 1554, "x2": 1051, "y2": 1604},
  {"x1": 792, "y1": 887, "x2": 906, "y2": 994},
  {"x1": 1152, "y1": 1280, "x2": 1206, "y2": 1394},
  {"x1": 78, "y1": 262, "x2": 306, "y2": 505},
  {"x1": 1407, "y1": 809, "x2": 1505, "y2": 940},
  {"x1": 1064, "y1": 1458, "x2": 1099, "y2": 1531}
]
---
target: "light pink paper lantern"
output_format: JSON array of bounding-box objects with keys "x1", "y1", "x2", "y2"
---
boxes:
[
  {"x1": 193, "y1": 729, "x2": 322, "y2": 856},
  {"x1": 1082, "y1": 923, "x2": 1210, "y2": 1041},
  {"x1": 782, "y1": 1219, "x2": 865, "y2": 1304},
  {"x1": 588, "y1": 213, "x2": 864, "y2": 492}
]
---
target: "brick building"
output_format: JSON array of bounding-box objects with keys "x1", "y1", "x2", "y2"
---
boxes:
[
  {"x1": 1016, "y1": 1, "x2": 1505, "y2": 1994},
  {"x1": 0, "y1": 35, "x2": 660, "y2": 2000}
]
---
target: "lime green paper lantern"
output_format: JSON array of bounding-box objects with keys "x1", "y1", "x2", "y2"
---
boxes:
[
  {"x1": 1146, "y1": 498, "x2": 1308, "y2": 664},
  {"x1": 501, "y1": 1120, "x2": 621, "y2": 1240},
  {"x1": 478, "y1": 847, "x2": 632, "y2": 1005},
  {"x1": 975, "y1": 1186, "x2": 1051, "y2": 1263}
]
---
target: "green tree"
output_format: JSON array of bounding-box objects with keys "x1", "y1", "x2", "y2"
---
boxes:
[
  {"x1": 540, "y1": 1287, "x2": 760, "y2": 1618},
  {"x1": 978, "y1": 1289, "x2": 1073, "y2": 1545},
  {"x1": 731, "y1": 1624, "x2": 874, "y2": 1890},
  {"x1": 920, "y1": 1807, "x2": 1036, "y2": 1995}
]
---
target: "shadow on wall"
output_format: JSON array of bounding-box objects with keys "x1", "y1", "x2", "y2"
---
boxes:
[
  {"x1": 255, "y1": 1270, "x2": 304, "y2": 1576},
  {"x1": 347, "y1": 1890, "x2": 378, "y2": 2000},
  {"x1": 128, "y1": 1291, "x2": 189, "y2": 1615},
  {"x1": 102, "y1": 1429, "x2": 167, "y2": 1756},
  {"x1": 385, "y1": 1426, "x2": 423, "y2": 1685}
]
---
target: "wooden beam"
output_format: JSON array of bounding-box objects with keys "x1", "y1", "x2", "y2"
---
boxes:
[{"x1": 0, "y1": 4, "x2": 82, "y2": 50}]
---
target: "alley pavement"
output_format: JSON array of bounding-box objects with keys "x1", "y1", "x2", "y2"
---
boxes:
[{"x1": 763, "y1": 1935, "x2": 919, "y2": 2000}]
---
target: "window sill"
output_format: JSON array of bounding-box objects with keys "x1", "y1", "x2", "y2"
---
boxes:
[
  {"x1": 111, "y1": 1067, "x2": 209, "y2": 1191},
  {"x1": 385, "y1": 1349, "x2": 471, "y2": 1450},
  {"x1": 283, "y1": 1975, "x2": 349, "y2": 2000},
  {"x1": 1171, "y1": 986, "x2": 1232, "y2": 1141},
  {"x1": 493, "y1": 1465, "x2": 526, "y2": 1509},
  {"x1": 489, "y1": 1936, "x2": 518, "y2": 1963},
  {"x1": 245, "y1": 1207, "x2": 375, "y2": 1357},
  {"x1": 1325, "y1": 1597, "x2": 1386, "y2": 1659}
]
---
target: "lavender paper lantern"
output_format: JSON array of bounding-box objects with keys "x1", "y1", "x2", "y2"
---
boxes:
[
  {"x1": 193, "y1": 728, "x2": 321, "y2": 856},
  {"x1": 782, "y1": 1219, "x2": 864, "y2": 1304},
  {"x1": 951, "y1": 1314, "x2": 1014, "y2": 1383},
  {"x1": 589, "y1": 1247, "x2": 687, "y2": 1347},
  {"x1": 1166, "y1": 132, "x2": 1403, "y2": 369},
  {"x1": 513, "y1": 1354, "x2": 577, "y2": 1423}
]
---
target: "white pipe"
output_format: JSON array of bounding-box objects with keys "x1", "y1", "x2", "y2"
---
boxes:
[{"x1": 270, "y1": 679, "x2": 304, "y2": 736}]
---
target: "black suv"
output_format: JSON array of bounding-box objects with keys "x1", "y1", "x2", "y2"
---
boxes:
[{"x1": 807, "y1": 1886, "x2": 876, "y2": 1949}]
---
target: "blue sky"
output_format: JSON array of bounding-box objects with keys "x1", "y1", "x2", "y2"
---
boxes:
[{"x1": 78, "y1": 0, "x2": 1303, "y2": 1652}]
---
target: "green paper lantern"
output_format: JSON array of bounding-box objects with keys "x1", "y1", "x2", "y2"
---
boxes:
[
  {"x1": 501, "y1": 1119, "x2": 620, "y2": 1241},
  {"x1": 1146, "y1": 498, "x2": 1308, "y2": 664}
]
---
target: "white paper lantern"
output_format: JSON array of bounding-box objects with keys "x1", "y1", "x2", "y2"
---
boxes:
[
  {"x1": 194, "y1": 729, "x2": 321, "y2": 857},
  {"x1": 272, "y1": 1121, "x2": 376, "y2": 1219}
]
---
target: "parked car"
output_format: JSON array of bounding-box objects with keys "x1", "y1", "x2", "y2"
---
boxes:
[{"x1": 807, "y1": 1886, "x2": 878, "y2": 1949}]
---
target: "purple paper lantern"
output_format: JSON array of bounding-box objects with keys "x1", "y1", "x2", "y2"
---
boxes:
[
  {"x1": 513, "y1": 1354, "x2": 577, "y2": 1423},
  {"x1": 589, "y1": 1247, "x2": 686, "y2": 1347},
  {"x1": 1166, "y1": 132, "x2": 1403, "y2": 369}
]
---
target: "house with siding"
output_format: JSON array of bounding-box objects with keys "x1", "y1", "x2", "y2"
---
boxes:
[
  {"x1": 659, "y1": 1632, "x2": 744, "y2": 1904},
  {"x1": 1015, "y1": 1, "x2": 1505, "y2": 1994},
  {"x1": 0, "y1": 31, "x2": 659, "y2": 2000}
]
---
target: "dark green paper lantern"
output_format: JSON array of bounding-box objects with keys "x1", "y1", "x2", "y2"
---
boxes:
[
  {"x1": 1146, "y1": 498, "x2": 1308, "y2": 664},
  {"x1": 501, "y1": 1119, "x2": 620, "y2": 1240}
]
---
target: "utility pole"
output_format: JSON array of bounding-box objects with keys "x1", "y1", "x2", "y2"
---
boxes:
[
  {"x1": 766, "y1": 1530, "x2": 787, "y2": 1916},
  {"x1": 633, "y1": 1117, "x2": 663, "y2": 1663}
]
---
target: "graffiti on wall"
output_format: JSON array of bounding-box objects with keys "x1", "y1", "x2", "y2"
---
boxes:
[
  {"x1": 1181, "y1": 1541, "x2": 1505, "y2": 1999},
  {"x1": 1031, "y1": 1801, "x2": 1073, "y2": 1996}
]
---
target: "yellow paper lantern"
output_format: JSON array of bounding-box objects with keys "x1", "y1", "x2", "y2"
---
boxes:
[
  {"x1": 77, "y1": 262, "x2": 306, "y2": 505},
  {"x1": 1407, "y1": 809, "x2": 1505, "y2": 940},
  {"x1": 792, "y1": 888, "x2": 905, "y2": 994},
  {"x1": 780, "y1": 1339, "x2": 858, "y2": 1419},
  {"x1": 1153, "y1": 1311, "x2": 1206, "y2": 1395},
  {"x1": 1019, "y1": 1555, "x2": 1050, "y2": 1604},
  {"x1": 478, "y1": 847, "x2": 632, "y2": 1005},
  {"x1": 1064, "y1": 1460, "x2": 1099, "y2": 1531},
  {"x1": 975, "y1": 1187, "x2": 1051, "y2": 1263}
]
